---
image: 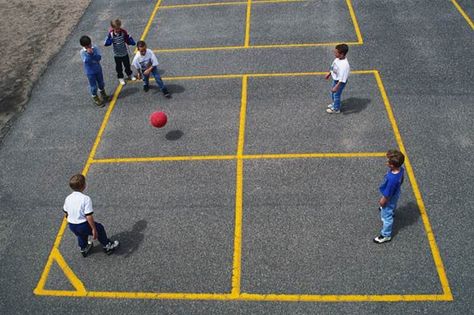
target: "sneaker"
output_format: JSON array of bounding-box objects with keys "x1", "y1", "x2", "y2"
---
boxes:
[
  {"x1": 92, "y1": 95, "x2": 104, "y2": 107},
  {"x1": 373, "y1": 235, "x2": 392, "y2": 244},
  {"x1": 378, "y1": 206, "x2": 382, "y2": 211},
  {"x1": 143, "y1": 85, "x2": 150, "y2": 92},
  {"x1": 162, "y1": 88, "x2": 171, "y2": 99},
  {"x1": 80, "y1": 241, "x2": 93, "y2": 257},
  {"x1": 103, "y1": 240, "x2": 120, "y2": 255},
  {"x1": 128, "y1": 75, "x2": 137, "y2": 81},
  {"x1": 327, "y1": 103, "x2": 334, "y2": 109},
  {"x1": 100, "y1": 90, "x2": 110, "y2": 103},
  {"x1": 326, "y1": 108, "x2": 341, "y2": 114},
  {"x1": 118, "y1": 78, "x2": 126, "y2": 85}
]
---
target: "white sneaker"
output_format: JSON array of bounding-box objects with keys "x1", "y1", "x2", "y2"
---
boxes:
[
  {"x1": 119, "y1": 78, "x2": 126, "y2": 85},
  {"x1": 326, "y1": 108, "x2": 340, "y2": 114},
  {"x1": 327, "y1": 103, "x2": 334, "y2": 108},
  {"x1": 104, "y1": 240, "x2": 120, "y2": 255},
  {"x1": 373, "y1": 235, "x2": 392, "y2": 244},
  {"x1": 128, "y1": 75, "x2": 137, "y2": 81}
]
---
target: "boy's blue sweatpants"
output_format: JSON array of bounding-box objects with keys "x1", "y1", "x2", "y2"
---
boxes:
[
  {"x1": 143, "y1": 66, "x2": 166, "y2": 91},
  {"x1": 331, "y1": 79, "x2": 347, "y2": 111},
  {"x1": 69, "y1": 221, "x2": 110, "y2": 249},
  {"x1": 86, "y1": 72, "x2": 105, "y2": 96}
]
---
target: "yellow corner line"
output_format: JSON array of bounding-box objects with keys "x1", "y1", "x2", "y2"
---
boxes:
[
  {"x1": 53, "y1": 249, "x2": 87, "y2": 293},
  {"x1": 451, "y1": 0, "x2": 474, "y2": 30},
  {"x1": 346, "y1": 0, "x2": 363, "y2": 43},
  {"x1": 374, "y1": 70, "x2": 453, "y2": 300}
]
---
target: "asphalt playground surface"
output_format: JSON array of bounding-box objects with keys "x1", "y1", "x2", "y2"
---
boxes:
[{"x1": 0, "y1": 0, "x2": 473, "y2": 314}]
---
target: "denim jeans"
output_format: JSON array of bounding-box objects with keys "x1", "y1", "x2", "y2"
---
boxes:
[
  {"x1": 68, "y1": 221, "x2": 110, "y2": 249},
  {"x1": 380, "y1": 190, "x2": 401, "y2": 237},
  {"x1": 143, "y1": 67, "x2": 166, "y2": 91},
  {"x1": 331, "y1": 79, "x2": 346, "y2": 111},
  {"x1": 86, "y1": 72, "x2": 105, "y2": 96}
]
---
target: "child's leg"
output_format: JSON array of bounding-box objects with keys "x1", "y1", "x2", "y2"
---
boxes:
[
  {"x1": 96, "y1": 71, "x2": 105, "y2": 91},
  {"x1": 114, "y1": 56, "x2": 124, "y2": 79},
  {"x1": 87, "y1": 74, "x2": 98, "y2": 96},
  {"x1": 332, "y1": 82, "x2": 346, "y2": 111},
  {"x1": 380, "y1": 202, "x2": 396, "y2": 237},
  {"x1": 150, "y1": 67, "x2": 167, "y2": 91},
  {"x1": 123, "y1": 56, "x2": 133, "y2": 77},
  {"x1": 143, "y1": 72, "x2": 150, "y2": 87},
  {"x1": 94, "y1": 222, "x2": 111, "y2": 247},
  {"x1": 68, "y1": 222, "x2": 90, "y2": 250},
  {"x1": 330, "y1": 80, "x2": 337, "y2": 105}
]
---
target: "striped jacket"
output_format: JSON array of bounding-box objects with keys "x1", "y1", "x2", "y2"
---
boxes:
[{"x1": 104, "y1": 28, "x2": 136, "y2": 57}]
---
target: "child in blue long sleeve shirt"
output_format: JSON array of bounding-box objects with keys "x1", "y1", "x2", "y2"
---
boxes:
[{"x1": 80, "y1": 35, "x2": 109, "y2": 107}]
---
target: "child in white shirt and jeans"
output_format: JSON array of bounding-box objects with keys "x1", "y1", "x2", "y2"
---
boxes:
[
  {"x1": 63, "y1": 174, "x2": 119, "y2": 257},
  {"x1": 325, "y1": 44, "x2": 350, "y2": 114}
]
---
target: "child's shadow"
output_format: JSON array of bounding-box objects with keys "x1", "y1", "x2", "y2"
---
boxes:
[
  {"x1": 342, "y1": 97, "x2": 371, "y2": 114},
  {"x1": 392, "y1": 202, "x2": 420, "y2": 237},
  {"x1": 110, "y1": 220, "x2": 147, "y2": 258}
]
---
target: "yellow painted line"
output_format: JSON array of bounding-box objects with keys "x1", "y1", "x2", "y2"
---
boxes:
[
  {"x1": 53, "y1": 248, "x2": 87, "y2": 294},
  {"x1": 152, "y1": 41, "x2": 362, "y2": 53},
  {"x1": 244, "y1": 0, "x2": 253, "y2": 47},
  {"x1": 91, "y1": 155, "x2": 236, "y2": 164},
  {"x1": 34, "y1": 289, "x2": 452, "y2": 301},
  {"x1": 374, "y1": 70, "x2": 453, "y2": 300},
  {"x1": 244, "y1": 152, "x2": 387, "y2": 160},
  {"x1": 160, "y1": 0, "x2": 305, "y2": 10},
  {"x1": 346, "y1": 0, "x2": 363, "y2": 43},
  {"x1": 231, "y1": 76, "x2": 248, "y2": 296},
  {"x1": 141, "y1": 0, "x2": 164, "y2": 40},
  {"x1": 451, "y1": 0, "x2": 474, "y2": 30},
  {"x1": 82, "y1": 85, "x2": 123, "y2": 175}
]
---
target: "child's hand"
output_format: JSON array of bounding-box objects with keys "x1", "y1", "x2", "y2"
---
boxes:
[
  {"x1": 331, "y1": 87, "x2": 338, "y2": 92},
  {"x1": 92, "y1": 228, "x2": 98, "y2": 240},
  {"x1": 325, "y1": 73, "x2": 331, "y2": 80},
  {"x1": 143, "y1": 68, "x2": 151, "y2": 76},
  {"x1": 136, "y1": 73, "x2": 142, "y2": 80},
  {"x1": 86, "y1": 47, "x2": 94, "y2": 54}
]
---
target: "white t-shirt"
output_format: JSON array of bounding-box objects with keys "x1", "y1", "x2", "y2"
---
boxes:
[
  {"x1": 132, "y1": 48, "x2": 159, "y2": 72},
  {"x1": 63, "y1": 191, "x2": 94, "y2": 224},
  {"x1": 330, "y1": 58, "x2": 350, "y2": 83}
]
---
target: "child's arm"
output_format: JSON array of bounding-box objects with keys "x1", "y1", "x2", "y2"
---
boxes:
[
  {"x1": 379, "y1": 196, "x2": 389, "y2": 207},
  {"x1": 104, "y1": 31, "x2": 113, "y2": 46},
  {"x1": 86, "y1": 214, "x2": 98, "y2": 240},
  {"x1": 331, "y1": 81, "x2": 341, "y2": 92},
  {"x1": 325, "y1": 72, "x2": 331, "y2": 80}
]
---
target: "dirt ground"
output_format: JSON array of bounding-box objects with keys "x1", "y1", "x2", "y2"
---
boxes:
[{"x1": 0, "y1": 0, "x2": 91, "y2": 138}]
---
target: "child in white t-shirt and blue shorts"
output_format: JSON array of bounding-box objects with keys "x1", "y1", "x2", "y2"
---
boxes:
[
  {"x1": 63, "y1": 174, "x2": 119, "y2": 257},
  {"x1": 325, "y1": 44, "x2": 350, "y2": 114}
]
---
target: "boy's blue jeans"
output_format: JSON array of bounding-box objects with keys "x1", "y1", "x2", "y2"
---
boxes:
[
  {"x1": 380, "y1": 190, "x2": 401, "y2": 237},
  {"x1": 143, "y1": 67, "x2": 166, "y2": 91},
  {"x1": 331, "y1": 79, "x2": 347, "y2": 111},
  {"x1": 86, "y1": 72, "x2": 105, "y2": 96},
  {"x1": 69, "y1": 221, "x2": 110, "y2": 249}
]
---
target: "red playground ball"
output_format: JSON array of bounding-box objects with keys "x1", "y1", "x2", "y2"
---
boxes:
[{"x1": 150, "y1": 111, "x2": 167, "y2": 128}]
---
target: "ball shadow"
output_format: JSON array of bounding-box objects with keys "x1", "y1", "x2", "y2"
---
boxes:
[{"x1": 166, "y1": 130, "x2": 184, "y2": 141}]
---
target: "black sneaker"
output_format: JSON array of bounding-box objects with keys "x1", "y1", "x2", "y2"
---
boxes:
[
  {"x1": 100, "y1": 90, "x2": 110, "y2": 103},
  {"x1": 162, "y1": 88, "x2": 171, "y2": 99},
  {"x1": 103, "y1": 240, "x2": 120, "y2": 255},
  {"x1": 373, "y1": 235, "x2": 392, "y2": 244},
  {"x1": 143, "y1": 85, "x2": 150, "y2": 92},
  {"x1": 92, "y1": 95, "x2": 104, "y2": 107},
  {"x1": 81, "y1": 241, "x2": 93, "y2": 257}
]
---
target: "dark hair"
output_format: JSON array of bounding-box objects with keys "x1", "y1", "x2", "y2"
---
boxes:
[
  {"x1": 111, "y1": 19, "x2": 122, "y2": 28},
  {"x1": 335, "y1": 43, "x2": 349, "y2": 56},
  {"x1": 388, "y1": 151, "x2": 405, "y2": 168},
  {"x1": 137, "y1": 40, "x2": 147, "y2": 48},
  {"x1": 69, "y1": 174, "x2": 86, "y2": 191},
  {"x1": 79, "y1": 35, "x2": 91, "y2": 47}
]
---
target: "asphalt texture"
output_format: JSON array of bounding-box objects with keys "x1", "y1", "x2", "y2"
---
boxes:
[{"x1": 0, "y1": 0, "x2": 473, "y2": 314}]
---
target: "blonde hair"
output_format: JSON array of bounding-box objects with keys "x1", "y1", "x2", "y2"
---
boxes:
[{"x1": 111, "y1": 19, "x2": 122, "y2": 28}]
